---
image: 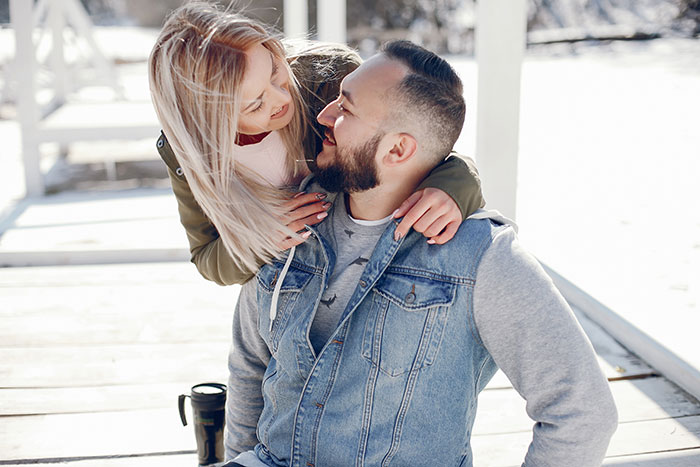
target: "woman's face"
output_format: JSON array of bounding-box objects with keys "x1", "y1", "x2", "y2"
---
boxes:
[{"x1": 238, "y1": 44, "x2": 295, "y2": 135}]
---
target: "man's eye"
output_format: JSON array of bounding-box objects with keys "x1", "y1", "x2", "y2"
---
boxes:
[{"x1": 337, "y1": 102, "x2": 348, "y2": 113}]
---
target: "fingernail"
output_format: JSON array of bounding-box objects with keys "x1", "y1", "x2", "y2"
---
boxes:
[
  {"x1": 323, "y1": 202, "x2": 332, "y2": 209},
  {"x1": 391, "y1": 209, "x2": 399, "y2": 218},
  {"x1": 294, "y1": 192, "x2": 306, "y2": 198},
  {"x1": 394, "y1": 231, "x2": 403, "y2": 242},
  {"x1": 427, "y1": 239, "x2": 436, "y2": 244},
  {"x1": 317, "y1": 212, "x2": 328, "y2": 220},
  {"x1": 316, "y1": 193, "x2": 327, "y2": 200},
  {"x1": 302, "y1": 231, "x2": 311, "y2": 238}
]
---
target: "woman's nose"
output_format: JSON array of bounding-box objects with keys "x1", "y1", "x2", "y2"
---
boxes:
[{"x1": 270, "y1": 83, "x2": 291, "y2": 106}]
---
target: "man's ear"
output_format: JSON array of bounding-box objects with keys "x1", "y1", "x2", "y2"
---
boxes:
[{"x1": 383, "y1": 133, "x2": 418, "y2": 166}]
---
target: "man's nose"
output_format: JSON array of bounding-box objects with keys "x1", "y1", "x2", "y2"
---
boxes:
[{"x1": 317, "y1": 101, "x2": 337, "y2": 127}]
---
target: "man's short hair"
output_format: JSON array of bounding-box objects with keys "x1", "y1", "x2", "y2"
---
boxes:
[{"x1": 380, "y1": 40, "x2": 466, "y2": 163}]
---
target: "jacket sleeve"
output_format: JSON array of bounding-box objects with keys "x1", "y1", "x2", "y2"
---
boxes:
[
  {"x1": 225, "y1": 281, "x2": 271, "y2": 459},
  {"x1": 416, "y1": 153, "x2": 485, "y2": 220},
  {"x1": 473, "y1": 228, "x2": 618, "y2": 466},
  {"x1": 157, "y1": 133, "x2": 258, "y2": 285}
]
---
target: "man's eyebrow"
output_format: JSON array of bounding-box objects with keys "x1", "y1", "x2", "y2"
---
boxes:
[{"x1": 341, "y1": 89, "x2": 355, "y2": 106}]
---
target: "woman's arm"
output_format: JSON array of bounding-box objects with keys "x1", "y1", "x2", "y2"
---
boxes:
[
  {"x1": 417, "y1": 153, "x2": 485, "y2": 219},
  {"x1": 158, "y1": 133, "x2": 258, "y2": 285},
  {"x1": 393, "y1": 153, "x2": 486, "y2": 244}
]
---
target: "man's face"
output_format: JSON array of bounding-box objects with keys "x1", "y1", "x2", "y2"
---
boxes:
[
  {"x1": 315, "y1": 55, "x2": 407, "y2": 192},
  {"x1": 313, "y1": 133, "x2": 383, "y2": 193}
]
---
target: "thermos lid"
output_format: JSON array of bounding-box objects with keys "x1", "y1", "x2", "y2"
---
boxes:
[{"x1": 191, "y1": 382, "x2": 227, "y2": 408}]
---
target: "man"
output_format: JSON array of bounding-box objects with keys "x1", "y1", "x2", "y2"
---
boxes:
[{"x1": 224, "y1": 40, "x2": 617, "y2": 467}]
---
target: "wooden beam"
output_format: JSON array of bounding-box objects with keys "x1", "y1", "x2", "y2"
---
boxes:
[
  {"x1": 317, "y1": 0, "x2": 346, "y2": 43},
  {"x1": 284, "y1": 0, "x2": 308, "y2": 39},
  {"x1": 10, "y1": 0, "x2": 44, "y2": 196},
  {"x1": 543, "y1": 263, "x2": 700, "y2": 403},
  {"x1": 475, "y1": 0, "x2": 527, "y2": 220}
]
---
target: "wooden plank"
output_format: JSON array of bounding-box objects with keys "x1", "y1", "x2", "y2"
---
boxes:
[
  {"x1": 470, "y1": 415, "x2": 700, "y2": 467},
  {"x1": 0, "y1": 343, "x2": 230, "y2": 388},
  {"x1": 573, "y1": 307, "x2": 656, "y2": 380},
  {"x1": 0, "y1": 453, "x2": 198, "y2": 467},
  {"x1": 0, "y1": 289, "x2": 235, "y2": 346},
  {"x1": 474, "y1": 377, "x2": 700, "y2": 436},
  {"x1": 0, "y1": 408, "x2": 197, "y2": 462},
  {"x1": 0, "y1": 261, "x2": 212, "y2": 287},
  {"x1": 603, "y1": 448, "x2": 700, "y2": 466},
  {"x1": 544, "y1": 263, "x2": 700, "y2": 401},
  {"x1": 0, "y1": 383, "x2": 195, "y2": 416},
  {"x1": 40, "y1": 101, "x2": 158, "y2": 131}
]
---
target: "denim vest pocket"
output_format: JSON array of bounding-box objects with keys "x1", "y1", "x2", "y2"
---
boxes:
[
  {"x1": 257, "y1": 263, "x2": 314, "y2": 352},
  {"x1": 362, "y1": 271, "x2": 455, "y2": 376}
]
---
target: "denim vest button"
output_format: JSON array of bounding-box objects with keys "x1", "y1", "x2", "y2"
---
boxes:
[
  {"x1": 359, "y1": 280, "x2": 367, "y2": 288},
  {"x1": 405, "y1": 292, "x2": 416, "y2": 304},
  {"x1": 175, "y1": 167, "x2": 184, "y2": 177},
  {"x1": 157, "y1": 138, "x2": 164, "y2": 148}
]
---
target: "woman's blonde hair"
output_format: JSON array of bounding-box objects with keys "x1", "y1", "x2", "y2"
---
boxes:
[{"x1": 148, "y1": 2, "x2": 309, "y2": 271}]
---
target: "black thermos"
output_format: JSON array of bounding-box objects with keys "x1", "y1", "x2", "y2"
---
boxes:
[{"x1": 178, "y1": 382, "x2": 227, "y2": 466}]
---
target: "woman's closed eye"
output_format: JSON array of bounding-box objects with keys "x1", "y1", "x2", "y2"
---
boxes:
[{"x1": 250, "y1": 101, "x2": 264, "y2": 113}]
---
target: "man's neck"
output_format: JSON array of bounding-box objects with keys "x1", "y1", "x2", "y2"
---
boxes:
[{"x1": 345, "y1": 181, "x2": 417, "y2": 221}]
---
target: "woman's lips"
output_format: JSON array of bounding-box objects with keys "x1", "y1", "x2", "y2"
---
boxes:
[{"x1": 270, "y1": 103, "x2": 289, "y2": 120}]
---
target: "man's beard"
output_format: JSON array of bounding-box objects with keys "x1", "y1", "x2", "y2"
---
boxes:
[{"x1": 314, "y1": 134, "x2": 383, "y2": 193}]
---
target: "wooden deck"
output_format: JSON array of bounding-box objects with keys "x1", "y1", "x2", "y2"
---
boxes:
[{"x1": 1, "y1": 262, "x2": 699, "y2": 466}]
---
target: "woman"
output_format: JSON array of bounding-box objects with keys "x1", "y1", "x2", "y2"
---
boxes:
[{"x1": 148, "y1": 2, "x2": 485, "y2": 285}]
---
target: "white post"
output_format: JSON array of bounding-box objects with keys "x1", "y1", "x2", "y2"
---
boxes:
[
  {"x1": 317, "y1": 0, "x2": 346, "y2": 44},
  {"x1": 10, "y1": 0, "x2": 44, "y2": 196},
  {"x1": 49, "y1": 0, "x2": 68, "y2": 103},
  {"x1": 284, "y1": 0, "x2": 308, "y2": 39},
  {"x1": 475, "y1": 0, "x2": 527, "y2": 221}
]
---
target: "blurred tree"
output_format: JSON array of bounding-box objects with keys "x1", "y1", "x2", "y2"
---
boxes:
[{"x1": 678, "y1": 0, "x2": 700, "y2": 35}]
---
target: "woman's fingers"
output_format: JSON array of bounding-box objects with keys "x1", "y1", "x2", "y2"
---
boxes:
[
  {"x1": 278, "y1": 230, "x2": 311, "y2": 250},
  {"x1": 283, "y1": 200, "x2": 331, "y2": 224},
  {"x1": 284, "y1": 192, "x2": 327, "y2": 211},
  {"x1": 393, "y1": 188, "x2": 461, "y2": 242},
  {"x1": 286, "y1": 211, "x2": 328, "y2": 233},
  {"x1": 392, "y1": 191, "x2": 423, "y2": 220},
  {"x1": 276, "y1": 193, "x2": 331, "y2": 250},
  {"x1": 427, "y1": 221, "x2": 460, "y2": 245}
]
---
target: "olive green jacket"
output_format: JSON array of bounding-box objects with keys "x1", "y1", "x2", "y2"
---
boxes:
[{"x1": 157, "y1": 44, "x2": 485, "y2": 285}]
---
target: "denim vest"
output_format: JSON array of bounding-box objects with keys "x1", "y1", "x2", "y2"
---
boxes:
[{"x1": 252, "y1": 199, "x2": 509, "y2": 467}]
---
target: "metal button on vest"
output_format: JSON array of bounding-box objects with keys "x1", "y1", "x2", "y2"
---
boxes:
[
  {"x1": 359, "y1": 280, "x2": 367, "y2": 288},
  {"x1": 157, "y1": 138, "x2": 164, "y2": 148},
  {"x1": 176, "y1": 167, "x2": 184, "y2": 176},
  {"x1": 405, "y1": 292, "x2": 416, "y2": 304}
]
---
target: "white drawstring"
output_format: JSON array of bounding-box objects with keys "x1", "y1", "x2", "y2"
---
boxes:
[{"x1": 269, "y1": 245, "x2": 296, "y2": 332}]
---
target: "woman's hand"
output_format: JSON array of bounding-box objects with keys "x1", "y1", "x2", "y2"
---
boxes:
[
  {"x1": 277, "y1": 192, "x2": 332, "y2": 250},
  {"x1": 392, "y1": 188, "x2": 461, "y2": 245}
]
